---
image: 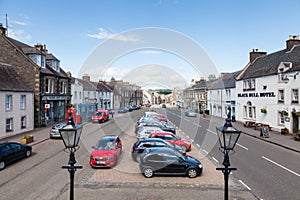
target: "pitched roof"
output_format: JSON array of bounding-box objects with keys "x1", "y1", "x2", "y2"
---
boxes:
[
  {"x1": 0, "y1": 63, "x2": 33, "y2": 92},
  {"x1": 97, "y1": 81, "x2": 113, "y2": 92},
  {"x1": 237, "y1": 45, "x2": 300, "y2": 80},
  {"x1": 210, "y1": 71, "x2": 241, "y2": 89},
  {"x1": 77, "y1": 79, "x2": 97, "y2": 90}
]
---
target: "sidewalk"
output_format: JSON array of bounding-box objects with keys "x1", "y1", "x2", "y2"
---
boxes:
[{"x1": 204, "y1": 115, "x2": 300, "y2": 153}]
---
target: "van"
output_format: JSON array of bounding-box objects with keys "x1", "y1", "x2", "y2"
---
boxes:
[{"x1": 92, "y1": 110, "x2": 109, "y2": 123}]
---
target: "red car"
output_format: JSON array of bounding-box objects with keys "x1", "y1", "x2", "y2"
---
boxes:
[
  {"x1": 92, "y1": 110, "x2": 109, "y2": 123},
  {"x1": 145, "y1": 103, "x2": 151, "y2": 107},
  {"x1": 90, "y1": 135, "x2": 122, "y2": 168},
  {"x1": 149, "y1": 131, "x2": 192, "y2": 151},
  {"x1": 150, "y1": 113, "x2": 168, "y2": 122}
]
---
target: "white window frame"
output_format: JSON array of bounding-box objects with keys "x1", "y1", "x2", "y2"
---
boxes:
[
  {"x1": 6, "y1": 118, "x2": 13, "y2": 132},
  {"x1": 5, "y1": 95, "x2": 12, "y2": 111},
  {"x1": 244, "y1": 101, "x2": 256, "y2": 120},
  {"x1": 278, "y1": 89, "x2": 284, "y2": 103},
  {"x1": 21, "y1": 116, "x2": 26, "y2": 128},
  {"x1": 291, "y1": 89, "x2": 299, "y2": 103},
  {"x1": 20, "y1": 95, "x2": 26, "y2": 109}
]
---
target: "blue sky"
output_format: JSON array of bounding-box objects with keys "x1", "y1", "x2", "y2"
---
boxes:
[{"x1": 1, "y1": 0, "x2": 300, "y2": 89}]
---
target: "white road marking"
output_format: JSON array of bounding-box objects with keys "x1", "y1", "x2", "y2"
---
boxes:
[
  {"x1": 202, "y1": 149, "x2": 208, "y2": 154},
  {"x1": 236, "y1": 143, "x2": 248, "y2": 150},
  {"x1": 193, "y1": 122, "x2": 202, "y2": 127},
  {"x1": 239, "y1": 180, "x2": 251, "y2": 191},
  {"x1": 206, "y1": 129, "x2": 217, "y2": 135},
  {"x1": 262, "y1": 156, "x2": 300, "y2": 177},
  {"x1": 184, "y1": 118, "x2": 189, "y2": 122},
  {"x1": 196, "y1": 144, "x2": 201, "y2": 148},
  {"x1": 190, "y1": 139, "x2": 194, "y2": 143},
  {"x1": 212, "y1": 157, "x2": 219, "y2": 163}
]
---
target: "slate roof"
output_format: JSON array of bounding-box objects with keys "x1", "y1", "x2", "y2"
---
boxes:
[
  {"x1": 97, "y1": 81, "x2": 113, "y2": 92},
  {"x1": 210, "y1": 71, "x2": 241, "y2": 90},
  {"x1": 237, "y1": 45, "x2": 300, "y2": 80},
  {"x1": 77, "y1": 79, "x2": 97, "y2": 90},
  {"x1": 0, "y1": 64, "x2": 32, "y2": 92},
  {"x1": 46, "y1": 53, "x2": 59, "y2": 61}
]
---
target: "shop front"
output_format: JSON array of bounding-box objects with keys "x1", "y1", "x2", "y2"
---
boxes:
[{"x1": 42, "y1": 95, "x2": 67, "y2": 125}]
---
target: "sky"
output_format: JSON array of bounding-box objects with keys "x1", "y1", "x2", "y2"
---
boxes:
[{"x1": 1, "y1": 0, "x2": 300, "y2": 89}]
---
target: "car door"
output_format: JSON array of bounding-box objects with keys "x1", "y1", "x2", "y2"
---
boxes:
[
  {"x1": 9, "y1": 143, "x2": 24, "y2": 160},
  {"x1": 0, "y1": 144, "x2": 15, "y2": 164},
  {"x1": 162, "y1": 153, "x2": 186, "y2": 174}
]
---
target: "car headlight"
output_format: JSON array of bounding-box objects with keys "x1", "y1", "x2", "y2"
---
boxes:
[{"x1": 107, "y1": 155, "x2": 115, "y2": 160}]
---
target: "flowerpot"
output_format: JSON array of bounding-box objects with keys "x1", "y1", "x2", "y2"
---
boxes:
[{"x1": 21, "y1": 136, "x2": 34, "y2": 144}]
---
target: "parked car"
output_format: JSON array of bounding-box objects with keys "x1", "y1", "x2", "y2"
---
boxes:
[
  {"x1": 149, "y1": 131, "x2": 191, "y2": 151},
  {"x1": 145, "y1": 103, "x2": 151, "y2": 107},
  {"x1": 135, "y1": 118, "x2": 176, "y2": 134},
  {"x1": 185, "y1": 109, "x2": 197, "y2": 117},
  {"x1": 118, "y1": 107, "x2": 128, "y2": 113},
  {"x1": 49, "y1": 123, "x2": 66, "y2": 138},
  {"x1": 161, "y1": 104, "x2": 167, "y2": 108},
  {"x1": 90, "y1": 135, "x2": 122, "y2": 168},
  {"x1": 139, "y1": 147, "x2": 202, "y2": 178},
  {"x1": 131, "y1": 105, "x2": 139, "y2": 110},
  {"x1": 136, "y1": 126, "x2": 163, "y2": 139},
  {"x1": 92, "y1": 110, "x2": 109, "y2": 123},
  {"x1": 0, "y1": 142, "x2": 32, "y2": 170},
  {"x1": 131, "y1": 138, "x2": 185, "y2": 162}
]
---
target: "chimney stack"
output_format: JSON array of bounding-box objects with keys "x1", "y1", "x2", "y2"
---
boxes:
[
  {"x1": 249, "y1": 49, "x2": 267, "y2": 63},
  {"x1": 82, "y1": 74, "x2": 90, "y2": 82},
  {"x1": 0, "y1": 23, "x2": 7, "y2": 36},
  {"x1": 286, "y1": 35, "x2": 300, "y2": 51}
]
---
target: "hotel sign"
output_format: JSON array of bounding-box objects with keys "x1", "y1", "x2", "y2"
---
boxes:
[{"x1": 237, "y1": 92, "x2": 276, "y2": 98}]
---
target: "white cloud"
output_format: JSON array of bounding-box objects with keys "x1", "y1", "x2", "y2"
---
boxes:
[
  {"x1": 87, "y1": 27, "x2": 141, "y2": 42},
  {"x1": 8, "y1": 28, "x2": 31, "y2": 41},
  {"x1": 13, "y1": 20, "x2": 28, "y2": 26}
]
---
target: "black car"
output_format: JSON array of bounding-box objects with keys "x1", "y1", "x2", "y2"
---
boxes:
[
  {"x1": 139, "y1": 147, "x2": 203, "y2": 178},
  {"x1": 131, "y1": 138, "x2": 184, "y2": 162},
  {"x1": 0, "y1": 142, "x2": 32, "y2": 170}
]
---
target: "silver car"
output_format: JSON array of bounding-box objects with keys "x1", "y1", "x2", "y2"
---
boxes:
[
  {"x1": 49, "y1": 123, "x2": 66, "y2": 138},
  {"x1": 185, "y1": 110, "x2": 197, "y2": 117}
]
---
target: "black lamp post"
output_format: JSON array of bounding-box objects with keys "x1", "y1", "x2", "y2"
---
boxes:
[
  {"x1": 216, "y1": 111, "x2": 241, "y2": 200},
  {"x1": 59, "y1": 114, "x2": 83, "y2": 200}
]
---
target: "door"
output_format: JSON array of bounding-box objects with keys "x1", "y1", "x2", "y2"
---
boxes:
[{"x1": 292, "y1": 112, "x2": 299, "y2": 133}]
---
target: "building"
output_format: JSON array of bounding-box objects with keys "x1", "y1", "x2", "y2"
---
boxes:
[
  {"x1": 0, "y1": 24, "x2": 71, "y2": 127},
  {"x1": 0, "y1": 63, "x2": 34, "y2": 138},
  {"x1": 236, "y1": 36, "x2": 300, "y2": 133},
  {"x1": 97, "y1": 80, "x2": 113, "y2": 110},
  {"x1": 207, "y1": 71, "x2": 240, "y2": 119}
]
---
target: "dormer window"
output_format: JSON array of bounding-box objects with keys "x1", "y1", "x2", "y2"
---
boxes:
[{"x1": 28, "y1": 54, "x2": 46, "y2": 68}]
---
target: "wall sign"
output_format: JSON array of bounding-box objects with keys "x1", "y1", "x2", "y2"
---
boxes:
[{"x1": 237, "y1": 92, "x2": 276, "y2": 98}]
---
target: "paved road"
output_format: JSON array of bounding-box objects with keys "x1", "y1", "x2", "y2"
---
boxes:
[
  {"x1": 158, "y1": 107, "x2": 300, "y2": 200},
  {"x1": 0, "y1": 107, "x2": 257, "y2": 200}
]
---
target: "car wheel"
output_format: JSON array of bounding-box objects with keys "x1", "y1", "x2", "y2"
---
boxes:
[
  {"x1": 0, "y1": 161, "x2": 6, "y2": 170},
  {"x1": 181, "y1": 145, "x2": 187, "y2": 152},
  {"x1": 143, "y1": 167, "x2": 154, "y2": 178},
  {"x1": 187, "y1": 168, "x2": 198, "y2": 178},
  {"x1": 25, "y1": 150, "x2": 32, "y2": 157}
]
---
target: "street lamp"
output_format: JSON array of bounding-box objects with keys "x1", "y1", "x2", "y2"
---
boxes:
[
  {"x1": 216, "y1": 112, "x2": 241, "y2": 200},
  {"x1": 59, "y1": 114, "x2": 83, "y2": 200}
]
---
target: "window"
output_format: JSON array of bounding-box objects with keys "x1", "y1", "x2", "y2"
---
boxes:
[
  {"x1": 5, "y1": 95, "x2": 12, "y2": 111},
  {"x1": 278, "y1": 112, "x2": 285, "y2": 125},
  {"x1": 291, "y1": 89, "x2": 299, "y2": 103},
  {"x1": 278, "y1": 89, "x2": 284, "y2": 103},
  {"x1": 243, "y1": 79, "x2": 255, "y2": 91},
  {"x1": 6, "y1": 118, "x2": 13, "y2": 132},
  {"x1": 74, "y1": 91, "x2": 77, "y2": 100},
  {"x1": 244, "y1": 101, "x2": 256, "y2": 120},
  {"x1": 21, "y1": 116, "x2": 26, "y2": 128},
  {"x1": 20, "y1": 95, "x2": 26, "y2": 109},
  {"x1": 60, "y1": 81, "x2": 66, "y2": 94},
  {"x1": 45, "y1": 78, "x2": 55, "y2": 93}
]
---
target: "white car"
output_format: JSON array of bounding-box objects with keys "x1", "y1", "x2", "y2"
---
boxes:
[{"x1": 136, "y1": 126, "x2": 163, "y2": 139}]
